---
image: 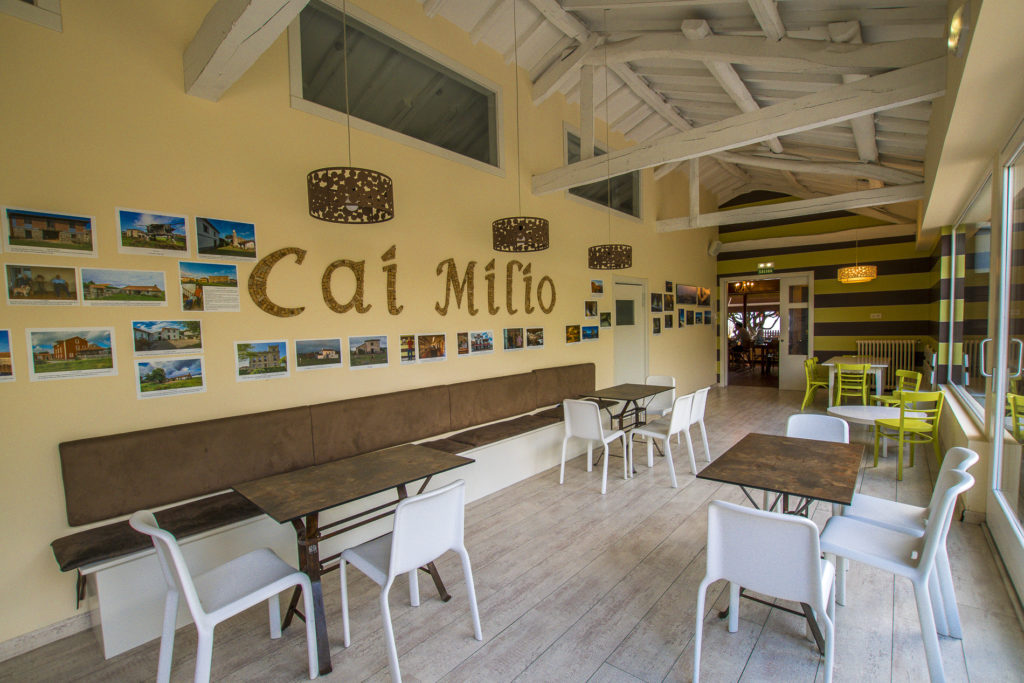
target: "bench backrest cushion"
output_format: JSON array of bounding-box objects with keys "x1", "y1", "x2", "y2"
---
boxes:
[
  {"x1": 533, "y1": 363, "x2": 597, "y2": 407},
  {"x1": 310, "y1": 385, "x2": 451, "y2": 463},
  {"x1": 448, "y1": 372, "x2": 537, "y2": 431},
  {"x1": 59, "y1": 406, "x2": 315, "y2": 526}
]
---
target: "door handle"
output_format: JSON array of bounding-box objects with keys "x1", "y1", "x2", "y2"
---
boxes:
[
  {"x1": 1012, "y1": 338, "x2": 1024, "y2": 378},
  {"x1": 980, "y1": 338, "x2": 993, "y2": 377}
]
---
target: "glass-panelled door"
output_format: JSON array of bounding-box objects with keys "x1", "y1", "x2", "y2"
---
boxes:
[
  {"x1": 778, "y1": 275, "x2": 812, "y2": 391},
  {"x1": 989, "y1": 132, "x2": 1024, "y2": 600}
]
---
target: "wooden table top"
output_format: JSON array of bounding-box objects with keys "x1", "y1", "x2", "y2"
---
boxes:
[
  {"x1": 697, "y1": 432, "x2": 864, "y2": 505},
  {"x1": 583, "y1": 383, "x2": 674, "y2": 402},
  {"x1": 234, "y1": 444, "x2": 474, "y2": 523}
]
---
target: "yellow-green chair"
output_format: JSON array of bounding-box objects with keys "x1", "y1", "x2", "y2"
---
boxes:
[
  {"x1": 801, "y1": 358, "x2": 830, "y2": 410},
  {"x1": 872, "y1": 369, "x2": 923, "y2": 406},
  {"x1": 836, "y1": 363, "x2": 870, "y2": 406},
  {"x1": 1007, "y1": 393, "x2": 1024, "y2": 442},
  {"x1": 874, "y1": 390, "x2": 944, "y2": 480}
]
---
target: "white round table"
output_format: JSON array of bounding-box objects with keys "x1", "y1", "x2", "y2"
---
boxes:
[{"x1": 827, "y1": 405, "x2": 925, "y2": 458}]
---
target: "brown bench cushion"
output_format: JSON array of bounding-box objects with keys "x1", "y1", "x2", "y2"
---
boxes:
[
  {"x1": 448, "y1": 414, "x2": 560, "y2": 448},
  {"x1": 59, "y1": 406, "x2": 315, "y2": 526},
  {"x1": 533, "y1": 363, "x2": 597, "y2": 407},
  {"x1": 51, "y1": 492, "x2": 261, "y2": 572},
  {"x1": 448, "y1": 372, "x2": 537, "y2": 431},
  {"x1": 417, "y1": 437, "x2": 474, "y2": 454},
  {"x1": 310, "y1": 385, "x2": 451, "y2": 464}
]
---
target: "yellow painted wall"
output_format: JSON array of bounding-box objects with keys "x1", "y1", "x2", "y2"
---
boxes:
[{"x1": 0, "y1": 0, "x2": 717, "y2": 644}]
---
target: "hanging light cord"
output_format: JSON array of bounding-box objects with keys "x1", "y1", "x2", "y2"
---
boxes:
[
  {"x1": 604, "y1": 9, "x2": 612, "y2": 240},
  {"x1": 512, "y1": 0, "x2": 523, "y2": 217},
  {"x1": 343, "y1": 0, "x2": 352, "y2": 167}
]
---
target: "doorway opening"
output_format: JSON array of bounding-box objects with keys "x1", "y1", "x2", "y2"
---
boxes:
[{"x1": 726, "y1": 279, "x2": 781, "y2": 387}]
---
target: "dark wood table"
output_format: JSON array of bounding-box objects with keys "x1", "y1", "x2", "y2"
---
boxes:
[
  {"x1": 582, "y1": 383, "x2": 674, "y2": 432},
  {"x1": 234, "y1": 444, "x2": 474, "y2": 675},
  {"x1": 696, "y1": 432, "x2": 864, "y2": 653}
]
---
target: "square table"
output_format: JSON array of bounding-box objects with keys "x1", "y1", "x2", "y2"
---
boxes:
[
  {"x1": 821, "y1": 355, "x2": 889, "y2": 407},
  {"x1": 234, "y1": 443, "x2": 474, "y2": 675},
  {"x1": 696, "y1": 432, "x2": 864, "y2": 652},
  {"x1": 581, "y1": 383, "x2": 674, "y2": 432}
]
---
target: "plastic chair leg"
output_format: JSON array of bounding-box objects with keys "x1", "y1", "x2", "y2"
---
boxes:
[
  {"x1": 379, "y1": 586, "x2": 402, "y2": 683},
  {"x1": 929, "y1": 564, "x2": 950, "y2": 637},
  {"x1": 646, "y1": 438, "x2": 654, "y2": 469},
  {"x1": 693, "y1": 579, "x2": 710, "y2": 683},
  {"x1": 194, "y1": 627, "x2": 214, "y2": 683},
  {"x1": 458, "y1": 548, "x2": 483, "y2": 641},
  {"x1": 699, "y1": 421, "x2": 710, "y2": 461},
  {"x1": 587, "y1": 442, "x2": 594, "y2": 472},
  {"x1": 682, "y1": 429, "x2": 698, "y2": 475},
  {"x1": 836, "y1": 556, "x2": 847, "y2": 606},
  {"x1": 409, "y1": 569, "x2": 420, "y2": 607},
  {"x1": 558, "y1": 437, "x2": 568, "y2": 485},
  {"x1": 156, "y1": 589, "x2": 178, "y2": 683},
  {"x1": 268, "y1": 594, "x2": 282, "y2": 639},
  {"x1": 728, "y1": 582, "x2": 740, "y2": 633},
  {"x1": 663, "y1": 439, "x2": 678, "y2": 488},
  {"x1": 300, "y1": 582, "x2": 319, "y2": 680},
  {"x1": 601, "y1": 443, "x2": 609, "y2": 495},
  {"x1": 340, "y1": 561, "x2": 351, "y2": 647},
  {"x1": 936, "y1": 549, "x2": 963, "y2": 639},
  {"x1": 912, "y1": 578, "x2": 946, "y2": 683}
]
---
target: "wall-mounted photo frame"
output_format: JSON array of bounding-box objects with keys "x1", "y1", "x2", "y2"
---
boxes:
[
  {"x1": 399, "y1": 334, "x2": 416, "y2": 364},
  {"x1": 566, "y1": 324, "x2": 581, "y2": 344},
  {"x1": 584, "y1": 300, "x2": 598, "y2": 318},
  {"x1": 132, "y1": 320, "x2": 202, "y2": 356},
  {"x1": 590, "y1": 279, "x2": 604, "y2": 298},
  {"x1": 696, "y1": 286, "x2": 712, "y2": 306},
  {"x1": 0, "y1": 329, "x2": 14, "y2": 382},
  {"x1": 27, "y1": 327, "x2": 117, "y2": 381},
  {"x1": 82, "y1": 268, "x2": 167, "y2": 307},
  {"x1": 663, "y1": 293, "x2": 674, "y2": 309},
  {"x1": 194, "y1": 216, "x2": 257, "y2": 261},
  {"x1": 687, "y1": 309, "x2": 695, "y2": 326},
  {"x1": 665, "y1": 281, "x2": 673, "y2": 294},
  {"x1": 117, "y1": 208, "x2": 189, "y2": 257},
  {"x1": 349, "y1": 335, "x2": 388, "y2": 369},
  {"x1": 599, "y1": 312, "x2": 611, "y2": 327},
  {"x1": 678, "y1": 308, "x2": 686, "y2": 327},
  {"x1": 582, "y1": 325, "x2": 598, "y2": 341},
  {"x1": 470, "y1": 331, "x2": 494, "y2": 354},
  {"x1": 136, "y1": 357, "x2": 205, "y2": 398},
  {"x1": 417, "y1": 333, "x2": 446, "y2": 362},
  {"x1": 6, "y1": 264, "x2": 78, "y2": 305},
  {"x1": 236, "y1": 340, "x2": 288, "y2": 381},
  {"x1": 179, "y1": 261, "x2": 239, "y2": 312},
  {"x1": 651, "y1": 293, "x2": 663, "y2": 312},
  {"x1": 457, "y1": 332, "x2": 470, "y2": 356},
  {"x1": 664, "y1": 314, "x2": 672, "y2": 329},
  {"x1": 3, "y1": 207, "x2": 97, "y2": 257},
  {"x1": 652, "y1": 318, "x2": 661, "y2": 335},
  {"x1": 676, "y1": 284, "x2": 697, "y2": 306},
  {"x1": 295, "y1": 338, "x2": 342, "y2": 371},
  {"x1": 503, "y1": 328, "x2": 524, "y2": 351},
  {"x1": 526, "y1": 328, "x2": 544, "y2": 348}
]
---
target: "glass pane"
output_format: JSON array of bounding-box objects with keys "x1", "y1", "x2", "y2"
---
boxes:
[
  {"x1": 963, "y1": 225, "x2": 992, "y2": 401},
  {"x1": 788, "y1": 308, "x2": 808, "y2": 355},
  {"x1": 615, "y1": 299, "x2": 634, "y2": 325},
  {"x1": 566, "y1": 133, "x2": 639, "y2": 217},
  {"x1": 300, "y1": 2, "x2": 498, "y2": 166},
  {"x1": 1002, "y1": 152, "x2": 1024, "y2": 529},
  {"x1": 788, "y1": 284, "x2": 808, "y2": 304}
]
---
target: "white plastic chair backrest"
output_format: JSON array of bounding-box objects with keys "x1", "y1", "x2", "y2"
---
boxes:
[
  {"x1": 389, "y1": 479, "x2": 466, "y2": 578},
  {"x1": 563, "y1": 398, "x2": 605, "y2": 442},
  {"x1": 645, "y1": 375, "x2": 676, "y2": 414},
  {"x1": 129, "y1": 511, "x2": 206, "y2": 619},
  {"x1": 667, "y1": 393, "x2": 695, "y2": 435},
  {"x1": 917, "y1": 470, "x2": 974, "y2": 573},
  {"x1": 786, "y1": 414, "x2": 849, "y2": 443},
  {"x1": 705, "y1": 500, "x2": 824, "y2": 606},
  {"x1": 688, "y1": 386, "x2": 710, "y2": 427}
]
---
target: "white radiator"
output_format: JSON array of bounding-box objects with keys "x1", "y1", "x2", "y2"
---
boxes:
[
  {"x1": 963, "y1": 338, "x2": 982, "y2": 383},
  {"x1": 856, "y1": 339, "x2": 917, "y2": 390}
]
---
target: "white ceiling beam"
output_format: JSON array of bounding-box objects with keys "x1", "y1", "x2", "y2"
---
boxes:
[
  {"x1": 184, "y1": 0, "x2": 308, "y2": 102},
  {"x1": 689, "y1": 158, "x2": 700, "y2": 223},
  {"x1": 505, "y1": 15, "x2": 546, "y2": 63},
  {"x1": 747, "y1": 0, "x2": 785, "y2": 41},
  {"x1": 658, "y1": 184, "x2": 924, "y2": 231},
  {"x1": 720, "y1": 223, "x2": 916, "y2": 252},
  {"x1": 531, "y1": 33, "x2": 601, "y2": 104},
  {"x1": 584, "y1": 34, "x2": 946, "y2": 75},
  {"x1": 579, "y1": 65, "x2": 595, "y2": 160},
  {"x1": 828, "y1": 21, "x2": 878, "y2": 163},
  {"x1": 470, "y1": 0, "x2": 508, "y2": 45},
  {"x1": 527, "y1": 0, "x2": 589, "y2": 41},
  {"x1": 562, "y1": 0, "x2": 719, "y2": 7},
  {"x1": 712, "y1": 151, "x2": 921, "y2": 185},
  {"x1": 654, "y1": 161, "x2": 682, "y2": 180},
  {"x1": 422, "y1": 0, "x2": 447, "y2": 18},
  {"x1": 681, "y1": 19, "x2": 783, "y2": 154},
  {"x1": 533, "y1": 58, "x2": 944, "y2": 194}
]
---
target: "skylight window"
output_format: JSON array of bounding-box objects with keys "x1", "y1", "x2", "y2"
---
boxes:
[{"x1": 566, "y1": 132, "x2": 640, "y2": 218}]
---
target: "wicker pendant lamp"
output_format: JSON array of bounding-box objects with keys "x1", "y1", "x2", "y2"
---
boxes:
[
  {"x1": 588, "y1": 10, "x2": 632, "y2": 270},
  {"x1": 307, "y1": 0, "x2": 394, "y2": 224},
  {"x1": 837, "y1": 239, "x2": 877, "y2": 284},
  {"x1": 492, "y1": 0, "x2": 549, "y2": 252}
]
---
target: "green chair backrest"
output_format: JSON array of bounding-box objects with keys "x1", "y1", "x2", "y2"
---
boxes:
[
  {"x1": 898, "y1": 390, "x2": 944, "y2": 431},
  {"x1": 894, "y1": 369, "x2": 922, "y2": 393},
  {"x1": 837, "y1": 364, "x2": 869, "y2": 389},
  {"x1": 1008, "y1": 393, "x2": 1024, "y2": 441}
]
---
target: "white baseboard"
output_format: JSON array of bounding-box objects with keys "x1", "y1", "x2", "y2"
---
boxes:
[{"x1": 0, "y1": 610, "x2": 93, "y2": 663}]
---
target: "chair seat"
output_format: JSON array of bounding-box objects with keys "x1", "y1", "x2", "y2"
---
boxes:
[
  {"x1": 632, "y1": 417, "x2": 672, "y2": 439},
  {"x1": 842, "y1": 494, "x2": 927, "y2": 536},
  {"x1": 875, "y1": 418, "x2": 932, "y2": 432},
  {"x1": 194, "y1": 548, "x2": 301, "y2": 614},
  {"x1": 341, "y1": 533, "x2": 392, "y2": 587},
  {"x1": 820, "y1": 516, "x2": 919, "y2": 579}
]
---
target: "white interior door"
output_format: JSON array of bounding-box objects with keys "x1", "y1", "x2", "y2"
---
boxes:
[
  {"x1": 613, "y1": 280, "x2": 647, "y2": 385},
  {"x1": 778, "y1": 275, "x2": 812, "y2": 391}
]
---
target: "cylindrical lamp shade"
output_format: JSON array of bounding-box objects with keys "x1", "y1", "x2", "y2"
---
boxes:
[
  {"x1": 588, "y1": 243, "x2": 632, "y2": 270},
  {"x1": 492, "y1": 216, "x2": 550, "y2": 252},
  {"x1": 837, "y1": 264, "x2": 877, "y2": 284},
  {"x1": 307, "y1": 167, "x2": 395, "y2": 224}
]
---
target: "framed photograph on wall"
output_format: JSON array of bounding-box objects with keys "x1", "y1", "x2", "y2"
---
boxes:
[
  {"x1": 3, "y1": 207, "x2": 97, "y2": 257},
  {"x1": 651, "y1": 293, "x2": 663, "y2": 312},
  {"x1": 295, "y1": 338, "x2": 343, "y2": 370},
  {"x1": 676, "y1": 284, "x2": 697, "y2": 305},
  {"x1": 117, "y1": 208, "x2": 189, "y2": 256},
  {"x1": 136, "y1": 357, "x2": 205, "y2": 398},
  {"x1": 652, "y1": 318, "x2": 661, "y2": 335}
]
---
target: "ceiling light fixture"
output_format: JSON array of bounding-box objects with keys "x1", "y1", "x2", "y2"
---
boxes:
[
  {"x1": 838, "y1": 240, "x2": 877, "y2": 284},
  {"x1": 588, "y1": 9, "x2": 632, "y2": 270},
  {"x1": 492, "y1": 0, "x2": 549, "y2": 252},
  {"x1": 947, "y1": 1, "x2": 970, "y2": 57},
  {"x1": 307, "y1": 0, "x2": 394, "y2": 224}
]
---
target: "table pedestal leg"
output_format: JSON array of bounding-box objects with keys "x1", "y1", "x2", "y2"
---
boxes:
[
  {"x1": 828, "y1": 367, "x2": 836, "y2": 407},
  {"x1": 288, "y1": 516, "x2": 332, "y2": 676}
]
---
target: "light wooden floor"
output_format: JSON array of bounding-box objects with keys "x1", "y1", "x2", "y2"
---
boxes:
[{"x1": 5, "y1": 386, "x2": 1024, "y2": 682}]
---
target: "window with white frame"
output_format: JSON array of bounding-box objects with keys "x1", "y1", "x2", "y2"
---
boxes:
[
  {"x1": 296, "y1": 1, "x2": 499, "y2": 168},
  {"x1": 566, "y1": 132, "x2": 640, "y2": 218}
]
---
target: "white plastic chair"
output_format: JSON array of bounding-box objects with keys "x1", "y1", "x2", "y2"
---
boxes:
[
  {"x1": 630, "y1": 393, "x2": 696, "y2": 487},
  {"x1": 560, "y1": 398, "x2": 630, "y2": 494},
  {"x1": 779, "y1": 414, "x2": 850, "y2": 515},
  {"x1": 686, "y1": 386, "x2": 712, "y2": 457},
  {"x1": 339, "y1": 480, "x2": 481, "y2": 683},
  {"x1": 129, "y1": 511, "x2": 318, "y2": 683},
  {"x1": 644, "y1": 374, "x2": 676, "y2": 417},
  {"x1": 694, "y1": 500, "x2": 835, "y2": 683},
  {"x1": 820, "y1": 469, "x2": 975, "y2": 683},
  {"x1": 838, "y1": 446, "x2": 979, "y2": 634}
]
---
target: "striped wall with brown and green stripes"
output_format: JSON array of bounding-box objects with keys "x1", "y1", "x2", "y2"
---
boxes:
[{"x1": 715, "y1": 205, "x2": 943, "y2": 379}]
